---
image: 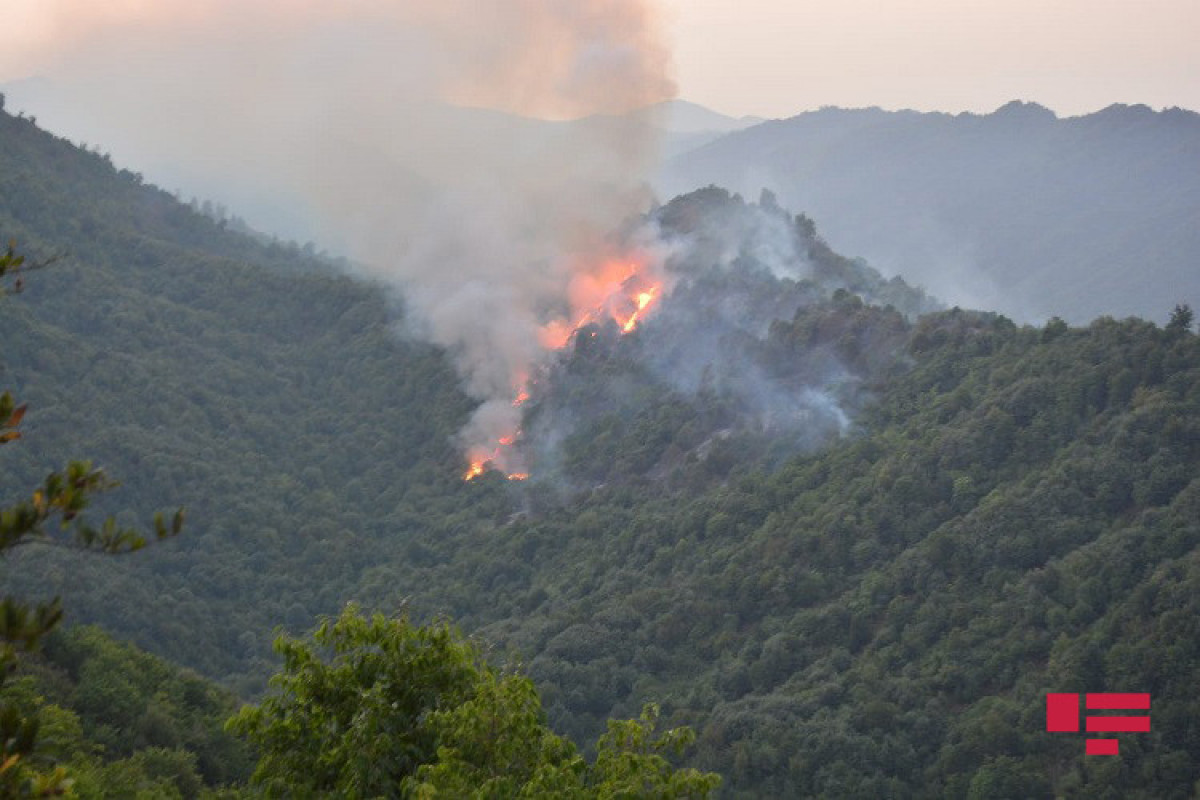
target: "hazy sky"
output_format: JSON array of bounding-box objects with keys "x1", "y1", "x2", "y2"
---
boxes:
[
  {"x1": 2, "y1": 1, "x2": 1197, "y2": 120},
  {"x1": 661, "y1": 0, "x2": 1200, "y2": 118}
]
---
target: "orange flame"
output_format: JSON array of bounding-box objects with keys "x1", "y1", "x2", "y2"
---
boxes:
[
  {"x1": 464, "y1": 428, "x2": 527, "y2": 482},
  {"x1": 537, "y1": 256, "x2": 665, "y2": 351},
  {"x1": 618, "y1": 286, "x2": 659, "y2": 333},
  {"x1": 464, "y1": 253, "x2": 665, "y2": 482}
]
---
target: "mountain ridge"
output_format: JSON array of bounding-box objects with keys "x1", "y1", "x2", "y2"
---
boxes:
[{"x1": 660, "y1": 100, "x2": 1200, "y2": 326}]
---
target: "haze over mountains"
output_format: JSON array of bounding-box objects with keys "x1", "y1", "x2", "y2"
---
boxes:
[
  {"x1": 0, "y1": 84, "x2": 750, "y2": 237},
  {"x1": 4, "y1": 77, "x2": 1196, "y2": 327},
  {"x1": 628, "y1": 98, "x2": 766, "y2": 157},
  {"x1": 659, "y1": 100, "x2": 1200, "y2": 325}
]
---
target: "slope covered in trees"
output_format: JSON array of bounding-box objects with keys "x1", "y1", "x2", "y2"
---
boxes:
[
  {"x1": 464, "y1": 308, "x2": 1200, "y2": 798},
  {"x1": 2, "y1": 104, "x2": 1199, "y2": 797},
  {"x1": 0, "y1": 102, "x2": 929, "y2": 697},
  {"x1": 0, "y1": 105, "x2": 502, "y2": 693},
  {"x1": 5, "y1": 625, "x2": 252, "y2": 797}
]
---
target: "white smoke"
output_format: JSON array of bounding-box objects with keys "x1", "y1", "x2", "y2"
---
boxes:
[{"x1": 1, "y1": 1, "x2": 677, "y2": 467}]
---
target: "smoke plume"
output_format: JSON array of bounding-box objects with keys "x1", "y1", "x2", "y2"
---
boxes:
[{"x1": 1, "y1": 0, "x2": 676, "y2": 471}]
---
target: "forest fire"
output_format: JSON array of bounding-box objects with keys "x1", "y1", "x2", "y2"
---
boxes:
[
  {"x1": 463, "y1": 255, "x2": 665, "y2": 482},
  {"x1": 619, "y1": 287, "x2": 659, "y2": 333},
  {"x1": 462, "y1": 442, "x2": 527, "y2": 482},
  {"x1": 557, "y1": 259, "x2": 663, "y2": 344},
  {"x1": 535, "y1": 259, "x2": 664, "y2": 349}
]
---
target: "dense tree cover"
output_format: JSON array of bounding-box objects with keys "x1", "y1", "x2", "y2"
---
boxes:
[
  {"x1": 3, "y1": 104, "x2": 1200, "y2": 797},
  {"x1": 5, "y1": 624, "x2": 251, "y2": 797},
  {"x1": 2, "y1": 239, "x2": 185, "y2": 795},
  {"x1": 0, "y1": 109, "x2": 925, "y2": 698},
  {"x1": 229, "y1": 605, "x2": 718, "y2": 798},
  {"x1": 0, "y1": 106, "x2": 500, "y2": 693},
  {"x1": 453, "y1": 309, "x2": 1200, "y2": 797}
]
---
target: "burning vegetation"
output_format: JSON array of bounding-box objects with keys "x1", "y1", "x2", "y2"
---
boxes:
[
  {"x1": 461, "y1": 187, "x2": 937, "y2": 485},
  {"x1": 464, "y1": 254, "x2": 667, "y2": 481}
]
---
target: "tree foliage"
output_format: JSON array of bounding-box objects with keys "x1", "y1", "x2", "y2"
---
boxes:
[
  {"x1": 228, "y1": 606, "x2": 482, "y2": 796},
  {"x1": 4, "y1": 625, "x2": 252, "y2": 798},
  {"x1": 229, "y1": 605, "x2": 719, "y2": 798},
  {"x1": 1167, "y1": 303, "x2": 1194, "y2": 333}
]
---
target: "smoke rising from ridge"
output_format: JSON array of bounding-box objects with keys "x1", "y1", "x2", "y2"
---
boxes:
[{"x1": 3, "y1": 1, "x2": 677, "y2": 468}]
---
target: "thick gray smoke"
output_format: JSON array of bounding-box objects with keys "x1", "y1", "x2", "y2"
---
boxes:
[
  {"x1": 1, "y1": 0, "x2": 676, "y2": 468},
  {"x1": 514, "y1": 189, "x2": 926, "y2": 486}
]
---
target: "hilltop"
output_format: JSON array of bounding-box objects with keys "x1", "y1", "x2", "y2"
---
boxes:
[{"x1": 660, "y1": 101, "x2": 1200, "y2": 325}]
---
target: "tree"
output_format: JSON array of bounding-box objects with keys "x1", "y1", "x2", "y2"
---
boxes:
[
  {"x1": 228, "y1": 605, "x2": 484, "y2": 796},
  {"x1": 410, "y1": 681, "x2": 720, "y2": 798},
  {"x1": 1041, "y1": 316, "x2": 1069, "y2": 342},
  {"x1": 229, "y1": 605, "x2": 720, "y2": 798},
  {"x1": 1, "y1": 241, "x2": 182, "y2": 797},
  {"x1": 404, "y1": 670, "x2": 583, "y2": 797},
  {"x1": 1167, "y1": 303, "x2": 1194, "y2": 333}
]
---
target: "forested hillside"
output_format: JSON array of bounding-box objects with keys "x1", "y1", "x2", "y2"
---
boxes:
[
  {"x1": 0, "y1": 105, "x2": 500, "y2": 692},
  {"x1": 3, "y1": 104, "x2": 1199, "y2": 797},
  {"x1": 468, "y1": 307, "x2": 1200, "y2": 798},
  {"x1": 6, "y1": 625, "x2": 252, "y2": 796}
]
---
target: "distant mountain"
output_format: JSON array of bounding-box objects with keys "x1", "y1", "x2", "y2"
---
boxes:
[
  {"x1": 659, "y1": 101, "x2": 1200, "y2": 324},
  {"x1": 634, "y1": 99, "x2": 766, "y2": 135},
  {"x1": 632, "y1": 98, "x2": 768, "y2": 159},
  {"x1": 574, "y1": 98, "x2": 764, "y2": 159}
]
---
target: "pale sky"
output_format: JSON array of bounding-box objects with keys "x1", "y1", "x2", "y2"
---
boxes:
[
  {"x1": 2, "y1": 1, "x2": 1197, "y2": 120},
  {"x1": 661, "y1": 0, "x2": 1200, "y2": 118}
]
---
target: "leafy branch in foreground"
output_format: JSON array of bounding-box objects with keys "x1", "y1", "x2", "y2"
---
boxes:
[
  {"x1": 0, "y1": 241, "x2": 60, "y2": 297},
  {"x1": 0, "y1": 443, "x2": 185, "y2": 556}
]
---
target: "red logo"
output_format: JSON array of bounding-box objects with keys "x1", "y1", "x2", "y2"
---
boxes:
[{"x1": 1046, "y1": 693, "x2": 1150, "y2": 755}]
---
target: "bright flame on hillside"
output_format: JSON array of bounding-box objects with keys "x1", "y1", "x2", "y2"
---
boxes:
[
  {"x1": 463, "y1": 438, "x2": 528, "y2": 482},
  {"x1": 536, "y1": 258, "x2": 664, "y2": 349},
  {"x1": 621, "y1": 287, "x2": 659, "y2": 332},
  {"x1": 463, "y1": 253, "x2": 666, "y2": 482}
]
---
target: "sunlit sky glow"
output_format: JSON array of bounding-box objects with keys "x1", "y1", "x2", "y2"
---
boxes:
[
  {"x1": 661, "y1": 0, "x2": 1199, "y2": 118},
  {"x1": 1, "y1": 1, "x2": 1197, "y2": 120}
]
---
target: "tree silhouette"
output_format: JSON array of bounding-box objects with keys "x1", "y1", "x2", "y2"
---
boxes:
[{"x1": 1167, "y1": 303, "x2": 1194, "y2": 333}]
